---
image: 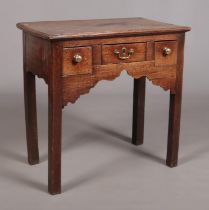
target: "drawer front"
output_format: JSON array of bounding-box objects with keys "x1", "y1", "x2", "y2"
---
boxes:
[
  {"x1": 63, "y1": 46, "x2": 92, "y2": 76},
  {"x1": 102, "y1": 43, "x2": 146, "y2": 64},
  {"x1": 155, "y1": 41, "x2": 177, "y2": 66}
]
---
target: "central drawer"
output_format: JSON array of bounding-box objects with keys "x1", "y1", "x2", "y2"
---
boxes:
[{"x1": 102, "y1": 43, "x2": 146, "y2": 64}]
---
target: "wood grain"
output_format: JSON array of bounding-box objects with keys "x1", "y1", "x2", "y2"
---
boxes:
[
  {"x1": 63, "y1": 34, "x2": 179, "y2": 47},
  {"x1": 92, "y1": 45, "x2": 102, "y2": 65},
  {"x1": 146, "y1": 41, "x2": 155, "y2": 61},
  {"x1": 62, "y1": 61, "x2": 176, "y2": 104},
  {"x1": 25, "y1": 33, "x2": 50, "y2": 83},
  {"x1": 17, "y1": 17, "x2": 191, "y2": 40}
]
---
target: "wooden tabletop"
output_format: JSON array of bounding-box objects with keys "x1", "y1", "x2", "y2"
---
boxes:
[{"x1": 17, "y1": 17, "x2": 191, "y2": 40}]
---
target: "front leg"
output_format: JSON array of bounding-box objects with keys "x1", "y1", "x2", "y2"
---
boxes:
[
  {"x1": 166, "y1": 34, "x2": 185, "y2": 167},
  {"x1": 166, "y1": 91, "x2": 182, "y2": 167},
  {"x1": 48, "y1": 42, "x2": 63, "y2": 195},
  {"x1": 48, "y1": 87, "x2": 62, "y2": 194}
]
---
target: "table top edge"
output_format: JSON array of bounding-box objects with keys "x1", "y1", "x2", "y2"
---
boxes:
[{"x1": 16, "y1": 17, "x2": 191, "y2": 40}]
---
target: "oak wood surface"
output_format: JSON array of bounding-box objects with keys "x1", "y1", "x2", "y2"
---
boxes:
[
  {"x1": 25, "y1": 34, "x2": 50, "y2": 83},
  {"x1": 63, "y1": 34, "x2": 179, "y2": 47},
  {"x1": 92, "y1": 45, "x2": 102, "y2": 65},
  {"x1": 146, "y1": 41, "x2": 155, "y2": 61},
  {"x1": 62, "y1": 61, "x2": 176, "y2": 104},
  {"x1": 17, "y1": 17, "x2": 191, "y2": 40}
]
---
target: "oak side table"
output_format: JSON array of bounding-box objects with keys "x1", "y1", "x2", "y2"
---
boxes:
[{"x1": 17, "y1": 18, "x2": 190, "y2": 195}]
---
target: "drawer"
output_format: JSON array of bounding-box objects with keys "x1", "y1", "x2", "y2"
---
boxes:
[
  {"x1": 155, "y1": 41, "x2": 177, "y2": 66},
  {"x1": 63, "y1": 46, "x2": 92, "y2": 76},
  {"x1": 102, "y1": 43, "x2": 146, "y2": 64}
]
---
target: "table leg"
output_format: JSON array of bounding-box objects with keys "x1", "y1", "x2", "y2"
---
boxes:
[
  {"x1": 166, "y1": 34, "x2": 185, "y2": 167},
  {"x1": 132, "y1": 77, "x2": 146, "y2": 145},
  {"x1": 24, "y1": 71, "x2": 39, "y2": 165},
  {"x1": 48, "y1": 42, "x2": 63, "y2": 195},
  {"x1": 48, "y1": 91, "x2": 62, "y2": 194},
  {"x1": 166, "y1": 91, "x2": 182, "y2": 167}
]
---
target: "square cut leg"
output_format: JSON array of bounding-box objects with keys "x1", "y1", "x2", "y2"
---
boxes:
[
  {"x1": 24, "y1": 71, "x2": 39, "y2": 165},
  {"x1": 166, "y1": 92, "x2": 182, "y2": 167},
  {"x1": 166, "y1": 34, "x2": 184, "y2": 168},
  {"x1": 132, "y1": 77, "x2": 146, "y2": 145},
  {"x1": 48, "y1": 42, "x2": 63, "y2": 195},
  {"x1": 48, "y1": 86, "x2": 62, "y2": 195}
]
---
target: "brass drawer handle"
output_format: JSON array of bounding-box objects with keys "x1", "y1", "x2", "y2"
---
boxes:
[
  {"x1": 73, "y1": 54, "x2": 83, "y2": 63},
  {"x1": 114, "y1": 47, "x2": 134, "y2": 60},
  {"x1": 163, "y1": 47, "x2": 172, "y2": 56}
]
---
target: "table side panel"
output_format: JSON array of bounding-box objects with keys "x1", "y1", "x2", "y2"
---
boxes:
[{"x1": 24, "y1": 33, "x2": 50, "y2": 83}]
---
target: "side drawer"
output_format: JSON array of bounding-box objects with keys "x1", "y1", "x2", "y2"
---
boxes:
[
  {"x1": 102, "y1": 43, "x2": 146, "y2": 64},
  {"x1": 63, "y1": 46, "x2": 92, "y2": 76},
  {"x1": 155, "y1": 41, "x2": 177, "y2": 66}
]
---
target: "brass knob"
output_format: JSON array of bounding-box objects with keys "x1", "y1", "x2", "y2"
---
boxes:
[
  {"x1": 73, "y1": 54, "x2": 83, "y2": 63},
  {"x1": 163, "y1": 47, "x2": 172, "y2": 56}
]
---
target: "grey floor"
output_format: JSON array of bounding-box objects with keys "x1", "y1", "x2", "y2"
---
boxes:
[{"x1": 0, "y1": 79, "x2": 209, "y2": 210}]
